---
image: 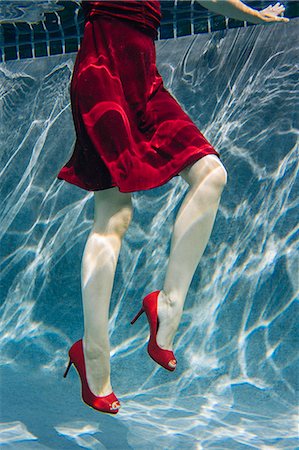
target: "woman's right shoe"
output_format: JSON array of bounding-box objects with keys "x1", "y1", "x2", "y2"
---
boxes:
[
  {"x1": 131, "y1": 290, "x2": 177, "y2": 371},
  {"x1": 63, "y1": 339, "x2": 120, "y2": 414}
]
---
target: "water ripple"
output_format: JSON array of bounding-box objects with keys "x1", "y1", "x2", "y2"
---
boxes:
[{"x1": 1, "y1": 19, "x2": 298, "y2": 450}]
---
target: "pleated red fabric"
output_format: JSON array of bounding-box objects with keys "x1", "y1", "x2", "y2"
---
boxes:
[
  {"x1": 81, "y1": 1, "x2": 162, "y2": 39},
  {"x1": 57, "y1": 1, "x2": 219, "y2": 192}
]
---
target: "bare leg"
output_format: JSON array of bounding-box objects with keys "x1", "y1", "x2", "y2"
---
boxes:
[
  {"x1": 81, "y1": 188, "x2": 132, "y2": 396},
  {"x1": 156, "y1": 154, "x2": 227, "y2": 350}
]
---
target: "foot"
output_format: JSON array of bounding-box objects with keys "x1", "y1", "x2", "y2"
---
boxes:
[
  {"x1": 82, "y1": 338, "x2": 114, "y2": 398},
  {"x1": 156, "y1": 290, "x2": 181, "y2": 355}
]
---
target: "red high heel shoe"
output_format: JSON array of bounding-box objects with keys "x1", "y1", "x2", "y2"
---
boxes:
[
  {"x1": 63, "y1": 339, "x2": 120, "y2": 414},
  {"x1": 131, "y1": 291, "x2": 177, "y2": 371}
]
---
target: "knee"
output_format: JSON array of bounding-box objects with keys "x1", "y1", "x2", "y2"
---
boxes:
[
  {"x1": 93, "y1": 190, "x2": 133, "y2": 238},
  {"x1": 106, "y1": 205, "x2": 133, "y2": 238},
  {"x1": 211, "y1": 160, "x2": 227, "y2": 194},
  {"x1": 185, "y1": 155, "x2": 227, "y2": 196}
]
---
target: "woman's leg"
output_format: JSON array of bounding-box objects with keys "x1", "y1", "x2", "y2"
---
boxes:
[
  {"x1": 81, "y1": 188, "x2": 133, "y2": 396},
  {"x1": 156, "y1": 154, "x2": 227, "y2": 350}
]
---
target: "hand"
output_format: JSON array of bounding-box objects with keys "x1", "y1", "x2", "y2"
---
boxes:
[{"x1": 258, "y1": 2, "x2": 289, "y2": 23}]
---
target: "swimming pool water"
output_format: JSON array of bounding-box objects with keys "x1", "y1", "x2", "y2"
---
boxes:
[{"x1": 0, "y1": 17, "x2": 298, "y2": 450}]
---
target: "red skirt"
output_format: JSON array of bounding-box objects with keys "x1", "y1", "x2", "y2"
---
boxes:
[{"x1": 57, "y1": 15, "x2": 219, "y2": 193}]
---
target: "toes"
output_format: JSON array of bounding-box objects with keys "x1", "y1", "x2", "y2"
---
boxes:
[
  {"x1": 111, "y1": 401, "x2": 120, "y2": 410},
  {"x1": 168, "y1": 359, "x2": 177, "y2": 368}
]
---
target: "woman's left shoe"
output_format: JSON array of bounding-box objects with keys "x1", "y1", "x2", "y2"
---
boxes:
[
  {"x1": 63, "y1": 339, "x2": 120, "y2": 414},
  {"x1": 131, "y1": 290, "x2": 177, "y2": 371}
]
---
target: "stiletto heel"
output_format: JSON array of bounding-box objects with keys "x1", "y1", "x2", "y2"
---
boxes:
[
  {"x1": 131, "y1": 290, "x2": 177, "y2": 371},
  {"x1": 130, "y1": 307, "x2": 144, "y2": 324},
  {"x1": 63, "y1": 359, "x2": 73, "y2": 378},
  {"x1": 63, "y1": 339, "x2": 120, "y2": 414}
]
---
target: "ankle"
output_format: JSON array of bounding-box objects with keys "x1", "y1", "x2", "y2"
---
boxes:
[
  {"x1": 159, "y1": 290, "x2": 181, "y2": 314},
  {"x1": 95, "y1": 381, "x2": 113, "y2": 397},
  {"x1": 83, "y1": 340, "x2": 112, "y2": 397},
  {"x1": 156, "y1": 291, "x2": 182, "y2": 350},
  {"x1": 89, "y1": 378, "x2": 113, "y2": 397},
  {"x1": 83, "y1": 337, "x2": 109, "y2": 359}
]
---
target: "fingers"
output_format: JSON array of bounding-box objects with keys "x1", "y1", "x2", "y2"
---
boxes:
[
  {"x1": 274, "y1": 4, "x2": 286, "y2": 15},
  {"x1": 265, "y1": 14, "x2": 289, "y2": 23},
  {"x1": 276, "y1": 17, "x2": 289, "y2": 23},
  {"x1": 261, "y1": 2, "x2": 290, "y2": 22},
  {"x1": 269, "y1": 2, "x2": 286, "y2": 15}
]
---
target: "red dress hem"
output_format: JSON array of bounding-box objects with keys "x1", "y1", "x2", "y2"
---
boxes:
[{"x1": 58, "y1": 147, "x2": 220, "y2": 193}]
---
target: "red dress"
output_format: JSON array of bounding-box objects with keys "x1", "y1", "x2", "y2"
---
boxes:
[{"x1": 57, "y1": 1, "x2": 219, "y2": 192}]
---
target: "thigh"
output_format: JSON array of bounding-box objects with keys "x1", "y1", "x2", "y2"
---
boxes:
[{"x1": 146, "y1": 84, "x2": 220, "y2": 169}]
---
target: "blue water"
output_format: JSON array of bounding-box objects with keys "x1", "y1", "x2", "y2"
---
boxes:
[{"x1": 1, "y1": 18, "x2": 298, "y2": 450}]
